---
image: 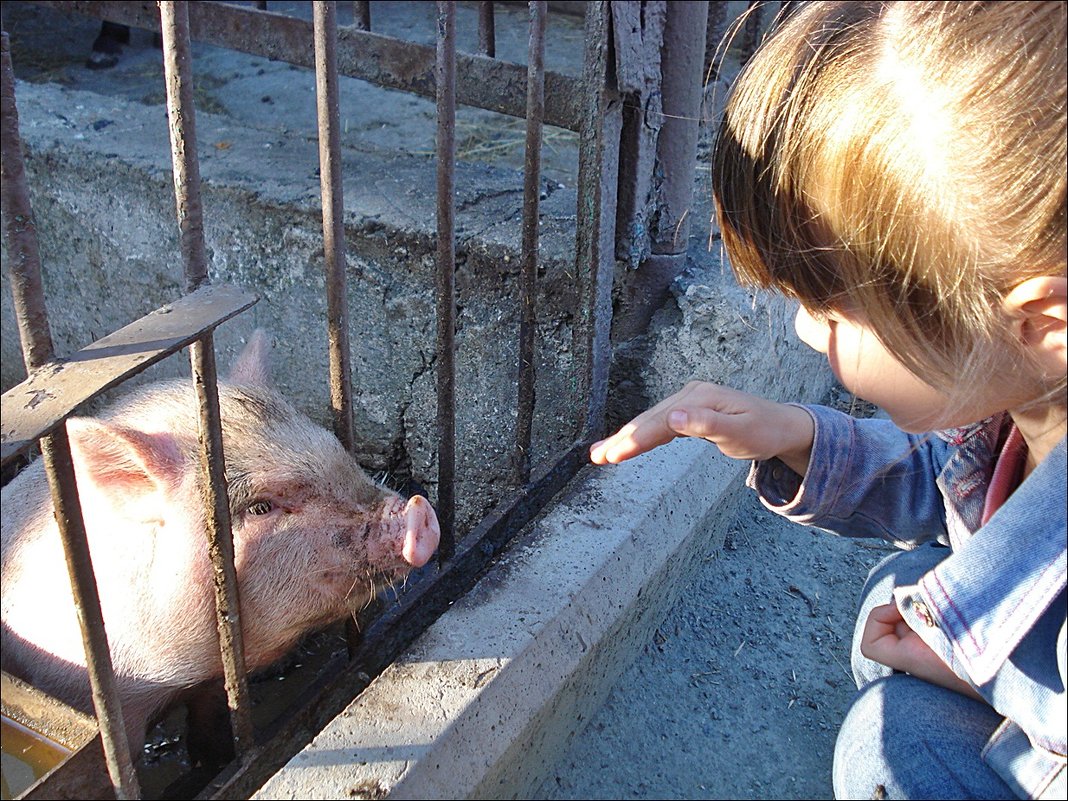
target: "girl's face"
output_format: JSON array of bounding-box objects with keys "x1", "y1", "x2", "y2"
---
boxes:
[{"x1": 793, "y1": 305, "x2": 1009, "y2": 433}]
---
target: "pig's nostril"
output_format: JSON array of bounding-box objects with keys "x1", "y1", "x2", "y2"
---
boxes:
[{"x1": 402, "y1": 495, "x2": 440, "y2": 568}]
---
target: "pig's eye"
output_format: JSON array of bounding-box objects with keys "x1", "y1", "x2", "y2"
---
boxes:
[{"x1": 247, "y1": 500, "x2": 273, "y2": 516}]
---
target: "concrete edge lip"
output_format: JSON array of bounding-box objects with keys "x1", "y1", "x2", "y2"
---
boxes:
[{"x1": 254, "y1": 437, "x2": 745, "y2": 800}]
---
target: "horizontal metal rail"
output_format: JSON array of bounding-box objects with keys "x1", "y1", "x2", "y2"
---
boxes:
[
  {"x1": 29, "y1": 0, "x2": 585, "y2": 131},
  {"x1": 0, "y1": 283, "x2": 258, "y2": 467}
]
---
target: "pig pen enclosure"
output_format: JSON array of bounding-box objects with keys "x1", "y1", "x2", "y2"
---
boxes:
[{"x1": 1, "y1": 2, "x2": 780, "y2": 798}]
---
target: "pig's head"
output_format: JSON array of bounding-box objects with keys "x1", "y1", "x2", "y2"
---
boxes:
[
  {"x1": 216, "y1": 330, "x2": 440, "y2": 664},
  {"x1": 62, "y1": 330, "x2": 439, "y2": 675}
]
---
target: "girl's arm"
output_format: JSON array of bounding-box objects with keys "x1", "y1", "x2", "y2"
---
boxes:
[{"x1": 592, "y1": 381, "x2": 954, "y2": 545}]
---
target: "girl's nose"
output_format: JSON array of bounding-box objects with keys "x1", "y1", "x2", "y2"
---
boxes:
[{"x1": 795, "y1": 305, "x2": 831, "y2": 354}]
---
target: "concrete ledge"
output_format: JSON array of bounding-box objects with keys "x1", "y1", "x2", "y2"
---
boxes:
[{"x1": 253, "y1": 436, "x2": 745, "y2": 800}]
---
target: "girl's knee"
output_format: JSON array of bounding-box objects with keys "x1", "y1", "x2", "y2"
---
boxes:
[
  {"x1": 833, "y1": 676, "x2": 1011, "y2": 800},
  {"x1": 833, "y1": 679, "x2": 895, "y2": 799}
]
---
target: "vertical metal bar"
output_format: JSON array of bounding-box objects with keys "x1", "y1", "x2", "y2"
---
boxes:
[
  {"x1": 313, "y1": 1, "x2": 355, "y2": 454},
  {"x1": 704, "y1": 0, "x2": 728, "y2": 82},
  {"x1": 478, "y1": 1, "x2": 495, "y2": 58},
  {"x1": 1, "y1": 33, "x2": 53, "y2": 372},
  {"x1": 741, "y1": 0, "x2": 766, "y2": 64},
  {"x1": 40, "y1": 435, "x2": 143, "y2": 799},
  {"x1": 435, "y1": 0, "x2": 457, "y2": 562},
  {"x1": 160, "y1": 3, "x2": 208, "y2": 292},
  {"x1": 652, "y1": 0, "x2": 707, "y2": 255},
  {"x1": 159, "y1": 0, "x2": 255, "y2": 757},
  {"x1": 353, "y1": 1, "x2": 371, "y2": 31},
  {"x1": 571, "y1": 1, "x2": 620, "y2": 441},
  {"x1": 514, "y1": 1, "x2": 545, "y2": 484},
  {"x1": 1, "y1": 31, "x2": 141, "y2": 801}
]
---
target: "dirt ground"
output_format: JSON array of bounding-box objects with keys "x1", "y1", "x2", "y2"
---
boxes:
[{"x1": 537, "y1": 486, "x2": 897, "y2": 800}]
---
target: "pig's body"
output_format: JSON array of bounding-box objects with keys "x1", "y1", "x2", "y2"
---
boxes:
[{"x1": 0, "y1": 331, "x2": 439, "y2": 754}]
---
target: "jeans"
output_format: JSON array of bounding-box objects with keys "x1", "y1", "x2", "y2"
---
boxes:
[{"x1": 833, "y1": 544, "x2": 1018, "y2": 800}]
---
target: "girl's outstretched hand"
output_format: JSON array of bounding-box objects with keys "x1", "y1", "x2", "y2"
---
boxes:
[{"x1": 589, "y1": 381, "x2": 815, "y2": 475}]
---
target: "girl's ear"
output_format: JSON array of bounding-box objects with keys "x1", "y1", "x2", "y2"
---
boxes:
[{"x1": 1003, "y1": 276, "x2": 1067, "y2": 379}]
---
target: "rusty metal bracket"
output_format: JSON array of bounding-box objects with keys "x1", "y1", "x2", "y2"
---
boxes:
[{"x1": 0, "y1": 284, "x2": 258, "y2": 467}]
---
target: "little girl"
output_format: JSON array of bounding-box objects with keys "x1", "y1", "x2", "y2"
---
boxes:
[{"x1": 591, "y1": 2, "x2": 1066, "y2": 799}]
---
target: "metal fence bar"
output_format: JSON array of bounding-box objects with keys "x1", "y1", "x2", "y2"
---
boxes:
[
  {"x1": 352, "y1": 1, "x2": 370, "y2": 31},
  {"x1": 514, "y1": 0, "x2": 546, "y2": 484},
  {"x1": 741, "y1": 0, "x2": 766, "y2": 62},
  {"x1": 28, "y1": 1, "x2": 584, "y2": 131},
  {"x1": 1, "y1": 37, "x2": 52, "y2": 375},
  {"x1": 1, "y1": 286, "x2": 258, "y2": 466},
  {"x1": 572, "y1": 0, "x2": 620, "y2": 440},
  {"x1": 435, "y1": 0, "x2": 457, "y2": 563},
  {"x1": 159, "y1": 0, "x2": 255, "y2": 758},
  {"x1": 313, "y1": 1, "x2": 355, "y2": 455},
  {"x1": 0, "y1": 29, "x2": 141, "y2": 801},
  {"x1": 651, "y1": 1, "x2": 707, "y2": 257},
  {"x1": 37, "y1": 436, "x2": 142, "y2": 800},
  {"x1": 478, "y1": 1, "x2": 495, "y2": 57}
]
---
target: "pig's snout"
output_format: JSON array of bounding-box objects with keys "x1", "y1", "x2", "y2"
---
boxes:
[{"x1": 402, "y1": 495, "x2": 440, "y2": 568}]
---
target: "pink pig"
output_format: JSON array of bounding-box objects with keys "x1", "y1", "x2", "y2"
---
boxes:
[{"x1": 0, "y1": 330, "x2": 439, "y2": 755}]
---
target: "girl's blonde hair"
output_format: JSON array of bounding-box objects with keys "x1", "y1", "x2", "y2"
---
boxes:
[{"x1": 712, "y1": 1, "x2": 1066, "y2": 406}]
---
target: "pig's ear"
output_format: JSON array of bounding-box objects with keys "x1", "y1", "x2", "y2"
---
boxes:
[
  {"x1": 66, "y1": 418, "x2": 185, "y2": 499},
  {"x1": 228, "y1": 328, "x2": 273, "y2": 389}
]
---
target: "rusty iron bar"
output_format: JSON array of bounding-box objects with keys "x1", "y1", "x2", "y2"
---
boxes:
[
  {"x1": 571, "y1": 1, "x2": 620, "y2": 441},
  {"x1": 741, "y1": 0, "x2": 766, "y2": 64},
  {"x1": 435, "y1": 0, "x2": 457, "y2": 564},
  {"x1": 29, "y1": 1, "x2": 583, "y2": 131},
  {"x1": 160, "y1": 2, "x2": 208, "y2": 292},
  {"x1": 159, "y1": 0, "x2": 255, "y2": 757},
  {"x1": 313, "y1": 1, "x2": 355, "y2": 455},
  {"x1": 478, "y1": 1, "x2": 495, "y2": 57},
  {"x1": 38, "y1": 435, "x2": 143, "y2": 800},
  {"x1": 352, "y1": 1, "x2": 370, "y2": 31},
  {"x1": 0, "y1": 35, "x2": 53, "y2": 374},
  {"x1": 651, "y1": 0, "x2": 707, "y2": 257},
  {"x1": 1, "y1": 285, "x2": 258, "y2": 467},
  {"x1": 514, "y1": 0, "x2": 546, "y2": 484},
  {"x1": 1, "y1": 30, "x2": 142, "y2": 801}
]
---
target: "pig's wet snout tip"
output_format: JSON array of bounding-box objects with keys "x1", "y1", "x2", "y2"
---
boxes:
[{"x1": 402, "y1": 495, "x2": 440, "y2": 568}]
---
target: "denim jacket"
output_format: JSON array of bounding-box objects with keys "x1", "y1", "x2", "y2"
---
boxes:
[{"x1": 748, "y1": 405, "x2": 1067, "y2": 800}]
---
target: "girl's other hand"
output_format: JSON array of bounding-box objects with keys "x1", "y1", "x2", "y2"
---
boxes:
[
  {"x1": 589, "y1": 381, "x2": 815, "y2": 475},
  {"x1": 861, "y1": 603, "x2": 984, "y2": 702}
]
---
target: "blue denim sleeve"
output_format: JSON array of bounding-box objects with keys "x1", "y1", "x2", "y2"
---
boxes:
[{"x1": 747, "y1": 404, "x2": 953, "y2": 547}]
